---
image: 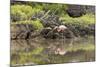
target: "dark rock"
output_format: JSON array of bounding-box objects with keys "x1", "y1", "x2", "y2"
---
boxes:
[
  {"x1": 11, "y1": 24, "x2": 35, "y2": 40},
  {"x1": 66, "y1": 5, "x2": 95, "y2": 17},
  {"x1": 40, "y1": 25, "x2": 75, "y2": 39},
  {"x1": 65, "y1": 23, "x2": 95, "y2": 37},
  {"x1": 17, "y1": 30, "x2": 30, "y2": 39},
  {"x1": 85, "y1": 6, "x2": 95, "y2": 14},
  {"x1": 29, "y1": 30, "x2": 41, "y2": 39},
  {"x1": 11, "y1": 14, "x2": 21, "y2": 22},
  {"x1": 40, "y1": 27, "x2": 52, "y2": 38},
  {"x1": 66, "y1": 5, "x2": 86, "y2": 17}
]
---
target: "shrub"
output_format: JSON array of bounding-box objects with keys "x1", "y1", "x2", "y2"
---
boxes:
[
  {"x1": 59, "y1": 13, "x2": 95, "y2": 25},
  {"x1": 32, "y1": 19, "x2": 44, "y2": 30},
  {"x1": 43, "y1": 3, "x2": 68, "y2": 15},
  {"x1": 12, "y1": 20, "x2": 44, "y2": 30},
  {"x1": 11, "y1": 5, "x2": 43, "y2": 21}
]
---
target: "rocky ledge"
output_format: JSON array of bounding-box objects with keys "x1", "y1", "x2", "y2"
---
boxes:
[{"x1": 11, "y1": 23, "x2": 95, "y2": 40}]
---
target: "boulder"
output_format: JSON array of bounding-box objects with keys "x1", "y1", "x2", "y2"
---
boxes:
[
  {"x1": 11, "y1": 24, "x2": 34, "y2": 39},
  {"x1": 40, "y1": 25, "x2": 75, "y2": 39},
  {"x1": 66, "y1": 5, "x2": 86, "y2": 17}
]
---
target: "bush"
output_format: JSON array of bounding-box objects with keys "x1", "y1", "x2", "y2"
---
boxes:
[
  {"x1": 43, "y1": 3, "x2": 68, "y2": 15},
  {"x1": 12, "y1": 20, "x2": 44, "y2": 30},
  {"x1": 32, "y1": 19, "x2": 44, "y2": 30},
  {"x1": 11, "y1": 5, "x2": 43, "y2": 21},
  {"x1": 59, "y1": 13, "x2": 95, "y2": 25}
]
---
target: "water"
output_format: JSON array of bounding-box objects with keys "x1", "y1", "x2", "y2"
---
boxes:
[{"x1": 11, "y1": 36, "x2": 95, "y2": 66}]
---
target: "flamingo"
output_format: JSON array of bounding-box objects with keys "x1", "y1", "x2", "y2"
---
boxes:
[{"x1": 54, "y1": 25, "x2": 67, "y2": 33}]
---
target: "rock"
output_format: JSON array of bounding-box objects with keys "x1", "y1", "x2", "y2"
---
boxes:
[
  {"x1": 40, "y1": 27, "x2": 52, "y2": 38},
  {"x1": 40, "y1": 25, "x2": 75, "y2": 39},
  {"x1": 40, "y1": 26, "x2": 60, "y2": 39},
  {"x1": 17, "y1": 30, "x2": 30, "y2": 39},
  {"x1": 85, "y1": 6, "x2": 95, "y2": 14},
  {"x1": 65, "y1": 23, "x2": 95, "y2": 37},
  {"x1": 11, "y1": 24, "x2": 34, "y2": 39},
  {"x1": 29, "y1": 30, "x2": 41, "y2": 39},
  {"x1": 66, "y1": 5, "x2": 86, "y2": 17},
  {"x1": 66, "y1": 5, "x2": 95, "y2": 17}
]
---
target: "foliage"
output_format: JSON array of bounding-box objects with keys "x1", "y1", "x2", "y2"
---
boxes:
[
  {"x1": 11, "y1": 2, "x2": 95, "y2": 25},
  {"x1": 12, "y1": 20, "x2": 44, "y2": 30},
  {"x1": 59, "y1": 13, "x2": 95, "y2": 25},
  {"x1": 11, "y1": 4, "x2": 43, "y2": 21},
  {"x1": 31, "y1": 19, "x2": 44, "y2": 30},
  {"x1": 43, "y1": 3, "x2": 68, "y2": 15}
]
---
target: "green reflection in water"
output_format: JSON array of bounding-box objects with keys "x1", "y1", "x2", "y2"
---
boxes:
[{"x1": 11, "y1": 36, "x2": 95, "y2": 66}]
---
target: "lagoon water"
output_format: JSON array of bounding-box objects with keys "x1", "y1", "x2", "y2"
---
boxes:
[{"x1": 11, "y1": 36, "x2": 95, "y2": 66}]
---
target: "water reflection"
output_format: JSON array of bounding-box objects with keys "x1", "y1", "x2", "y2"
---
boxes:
[{"x1": 11, "y1": 36, "x2": 95, "y2": 66}]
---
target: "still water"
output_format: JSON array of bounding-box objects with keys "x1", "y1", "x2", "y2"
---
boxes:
[{"x1": 11, "y1": 36, "x2": 95, "y2": 66}]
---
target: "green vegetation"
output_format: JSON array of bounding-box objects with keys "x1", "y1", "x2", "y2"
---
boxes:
[
  {"x1": 43, "y1": 4, "x2": 68, "y2": 15},
  {"x1": 11, "y1": 20, "x2": 44, "y2": 30},
  {"x1": 11, "y1": 4, "x2": 43, "y2": 21},
  {"x1": 11, "y1": 2, "x2": 95, "y2": 30},
  {"x1": 32, "y1": 20, "x2": 44, "y2": 30},
  {"x1": 11, "y1": 5, "x2": 34, "y2": 20},
  {"x1": 60, "y1": 13, "x2": 95, "y2": 25}
]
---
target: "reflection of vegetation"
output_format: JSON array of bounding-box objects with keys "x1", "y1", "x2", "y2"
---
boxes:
[
  {"x1": 66, "y1": 44, "x2": 95, "y2": 52},
  {"x1": 11, "y1": 47, "x2": 44, "y2": 65},
  {"x1": 11, "y1": 42, "x2": 95, "y2": 65},
  {"x1": 32, "y1": 47, "x2": 44, "y2": 55}
]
